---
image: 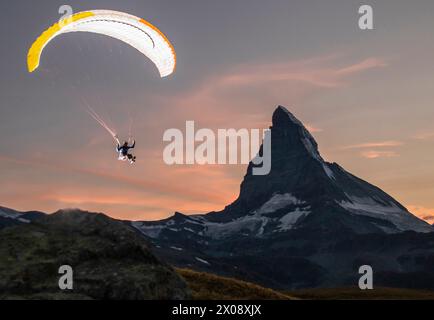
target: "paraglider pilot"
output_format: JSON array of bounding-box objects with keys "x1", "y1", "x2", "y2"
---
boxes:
[{"x1": 117, "y1": 140, "x2": 136, "y2": 164}]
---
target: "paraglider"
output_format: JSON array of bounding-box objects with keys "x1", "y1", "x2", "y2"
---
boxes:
[
  {"x1": 27, "y1": 9, "x2": 177, "y2": 165},
  {"x1": 27, "y1": 9, "x2": 176, "y2": 77}
]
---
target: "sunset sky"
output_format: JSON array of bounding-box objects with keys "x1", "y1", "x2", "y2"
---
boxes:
[{"x1": 1, "y1": 0, "x2": 434, "y2": 223}]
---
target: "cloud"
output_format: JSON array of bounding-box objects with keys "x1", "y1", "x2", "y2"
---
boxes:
[
  {"x1": 342, "y1": 140, "x2": 403, "y2": 149},
  {"x1": 0, "y1": 154, "x2": 228, "y2": 205},
  {"x1": 407, "y1": 205, "x2": 434, "y2": 224},
  {"x1": 161, "y1": 55, "x2": 388, "y2": 130},
  {"x1": 40, "y1": 193, "x2": 221, "y2": 221},
  {"x1": 413, "y1": 132, "x2": 434, "y2": 140},
  {"x1": 305, "y1": 124, "x2": 323, "y2": 133},
  {"x1": 336, "y1": 58, "x2": 387, "y2": 76},
  {"x1": 212, "y1": 57, "x2": 387, "y2": 90},
  {"x1": 340, "y1": 140, "x2": 402, "y2": 159},
  {"x1": 360, "y1": 150, "x2": 399, "y2": 159}
]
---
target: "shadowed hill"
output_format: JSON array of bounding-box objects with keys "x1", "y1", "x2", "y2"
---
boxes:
[{"x1": 0, "y1": 209, "x2": 189, "y2": 300}]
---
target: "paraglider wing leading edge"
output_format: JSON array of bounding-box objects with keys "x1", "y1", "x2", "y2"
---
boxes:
[{"x1": 27, "y1": 10, "x2": 176, "y2": 77}]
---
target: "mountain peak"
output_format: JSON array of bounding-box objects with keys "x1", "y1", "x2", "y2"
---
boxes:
[
  {"x1": 271, "y1": 105, "x2": 323, "y2": 163},
  {"x1": 273, "y1": 105, "x2": 300, "y2": 124},
  {"x1": 206, "y1": 104, "x2": 431, "y2": 233},
  {"x1": 272, "y1": 105, "x2": 301, "y2": 127}
]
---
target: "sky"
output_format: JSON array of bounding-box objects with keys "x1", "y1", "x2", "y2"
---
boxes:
[{"x1": 1, "y1": 0, "x2": 434, "y2": 223}]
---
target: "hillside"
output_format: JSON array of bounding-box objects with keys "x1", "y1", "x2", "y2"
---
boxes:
[
  {"x1": 0, "y1": 209, "x2": 189, "y2": 299},
  {"x1": 177, "y1": 268, "x2": 434, "y2": 300},
  {"x1": 176, "y1": 268, "x2": 295, "y2": 300}
]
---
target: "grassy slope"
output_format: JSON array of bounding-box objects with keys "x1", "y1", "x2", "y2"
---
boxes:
[
  {"x1": 176, "y1": 268, "x2": 296, "y2": 300},
  {"x1": 177, "y1": 268, "x2": 434, "y2": 300}
]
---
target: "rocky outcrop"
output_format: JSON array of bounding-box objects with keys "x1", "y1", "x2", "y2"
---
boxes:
[{"x1": 0, "y1": 209, "x2": 190, "y2": 299}]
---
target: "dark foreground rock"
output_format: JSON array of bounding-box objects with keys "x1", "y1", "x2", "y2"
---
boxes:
[{"x1": 0, "y1": 209, "x2": 190, "y2": 300}]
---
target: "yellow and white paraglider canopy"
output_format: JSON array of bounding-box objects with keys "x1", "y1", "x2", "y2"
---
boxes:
[{"x1": 27, "y1": 10, "x2": 176, "y2": 77}]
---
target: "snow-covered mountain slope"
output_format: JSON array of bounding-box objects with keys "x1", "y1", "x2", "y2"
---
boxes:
[
  {"x1": 0, "y1": 206, "x2": 30, "y2": 223},
  {"x1": 133, "y1": 193, "x2": 312, "y2": 241},
  {"x1": 0, "y1": 206, "x2": 45, "y2": 228}
]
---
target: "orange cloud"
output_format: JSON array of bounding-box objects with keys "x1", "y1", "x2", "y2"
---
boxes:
[
  {"x1": 342, "y1": 140, "x2": 403, "y2": 149},
  {"x1": 40, "y1": 192, "x2": 221, "y2": 221},
  {"x1": 360, "y1": 150, "x2": 399, "y2": 159},
  {"x1": 340, "y1": 140, "x2": 402, "y2": 159},
  {"x1": 407, "y1": 205, "x2": 434, "y2": 224},
  {"x1": 0, "y1": 152, "x2": 241, "y2": 220},
  {"x1": 0, "y1": 154, "x2": 228, "y2": 205},
  {"x1": 305, "y1": 124, "x2": 323, "y2": 133}
]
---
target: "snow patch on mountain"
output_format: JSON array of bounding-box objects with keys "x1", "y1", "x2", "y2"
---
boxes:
[
  {"x1": 255, "y1": 193, "x2": 304, "y2": 214},
  {"x1": 0, "y1": 206, "x2": 31, "y2": 223},
  {"x1": 322, "y1": 163, "x2": 335, "y2": 180},
  {"x1": 300, "y1": 133, "x2": 320, "y2": 160},
  {"x1": 278, "y1": 208, "x2": 311, "y2": 231},
  {"x1": 202, "y1": 193, "x2": 308, "y2": 238},
  {"x1": 131, "y1": 221, "x2": 164, "y2": 238},
  {"x1": 339, "y1": 196, "x2": 432, "y2": 233},
  {"x1": 195, "y1": 257, "x2": 210, "y2": 265},
  {"x1": 0, "y1": 207, "x2": 22, "y2": 219},
  {"x1": 203, "y1": 215, "x2": 264, "y2": 239},
  {"x1": 340, "y1": 196, "x2": 401, "y2": 215},
  {"x1": 278, "y1": 106, "x2": 335, "y2": 180},
  {"x1": 134, "y1": 193, "x2": 312, "y2": 240}
]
